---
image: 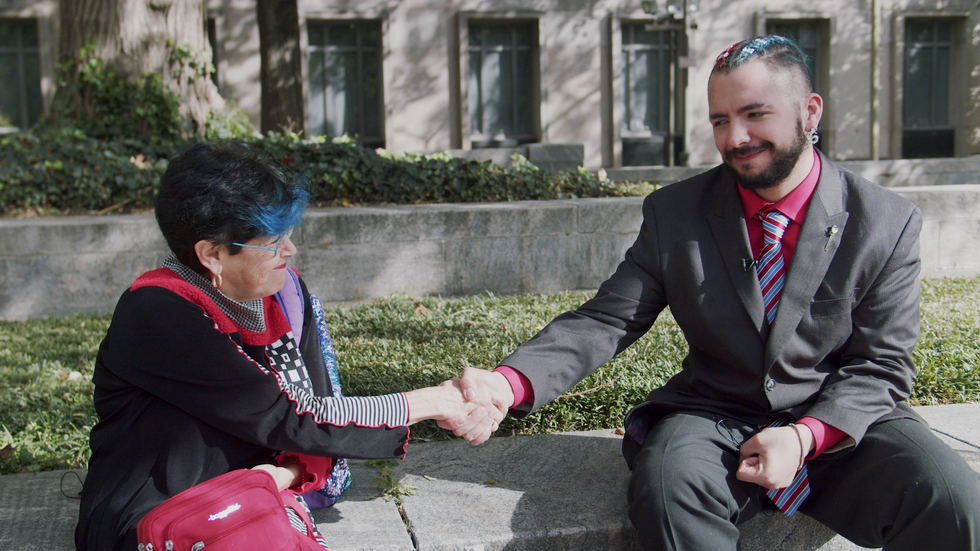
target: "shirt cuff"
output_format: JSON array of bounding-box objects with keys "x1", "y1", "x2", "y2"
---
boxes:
[
  {"x1": 277, "y1": 453, "x2": 333, "y2": 493},
  {"x1": 494, "y1": 365, "x2": 534, "y2": 407},
  {"x1": 797, "y1": 417, "x2": 847, "y2": 460}
]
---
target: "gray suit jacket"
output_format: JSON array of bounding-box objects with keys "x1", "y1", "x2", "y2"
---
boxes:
[{"x1": 500, "y1": 153, "x2": 922, "y2": 467}]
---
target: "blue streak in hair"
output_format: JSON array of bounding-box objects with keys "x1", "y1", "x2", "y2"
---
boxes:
[
  {"x1": 251, "y1": 186, "x2": 310, "y2": 237},
  {"x1": 716, "y1": 35, "x2": 803, "y2": 71}
]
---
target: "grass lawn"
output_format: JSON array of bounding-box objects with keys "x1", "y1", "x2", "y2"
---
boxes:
[{"x1": 1, "y1": 276, "x2": 978, "y2": 474}]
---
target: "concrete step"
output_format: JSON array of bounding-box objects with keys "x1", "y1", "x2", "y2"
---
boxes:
[{"x1": 1, "y1": 404, "x2": 977, "y2": 551}]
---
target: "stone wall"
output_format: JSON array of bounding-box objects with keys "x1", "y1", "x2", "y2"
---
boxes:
[
  {"x1": 1, "y1": 186, "x2": 978, "y2": 319},
  {"x1": 605, "y1": 156, "x2": 980, "y2": 188}
]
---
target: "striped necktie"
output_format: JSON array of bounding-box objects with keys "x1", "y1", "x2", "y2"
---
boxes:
[
  {"x1": 763, "y1": 418, "x2": 810, "y2": 516},
  {"x1": 757, "y1": 210, "x2": 790, "y2": 324}
]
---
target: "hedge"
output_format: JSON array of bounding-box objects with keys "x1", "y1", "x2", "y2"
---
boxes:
[{"x1": 0, "y1": 131, "x2": 648, "y2": 216}]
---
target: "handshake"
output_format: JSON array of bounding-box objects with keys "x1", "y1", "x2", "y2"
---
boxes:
[{"x1": 404, "y1": 367, "x2": 515, "y2": 445}]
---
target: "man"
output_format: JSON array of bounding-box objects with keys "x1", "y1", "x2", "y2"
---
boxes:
[{"x1": 446, "y1": 36, "x2": 980, "y2": 550}]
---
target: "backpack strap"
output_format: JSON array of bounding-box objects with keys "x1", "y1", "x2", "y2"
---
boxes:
[{"x1": 280, "y1": 491, "x2": 328, "y2": 550}]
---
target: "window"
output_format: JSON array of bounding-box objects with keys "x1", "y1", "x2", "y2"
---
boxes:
[
  {"x1": 0, "y1": 19, "x2": 42, "y2": 129},
  {"x1": 766, "y1": 21, "x2": 822, "y2": 95},
  {"x1": 308, "y1": 21, "x2": 384, "y2": 148},
  {"x1": 621, "y1": 23, "x2": 675, "y2": 166},
  {"x1": 902, "y1": 19, "x2": 953, "y2": 158},
  {"x1": 467, "y1": 22, "x2": 536, "y2": 148}
]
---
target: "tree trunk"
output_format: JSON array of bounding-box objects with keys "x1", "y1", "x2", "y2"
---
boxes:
[
  {"x1": 55, "y1": 0, "x2": 223, "y2": 135},
  {"x1": 257, "y1": 0, "x2": 305, "y2": 135}
]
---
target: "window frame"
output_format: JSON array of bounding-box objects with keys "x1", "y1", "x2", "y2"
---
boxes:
[
  {"x1": 0, "y1": 17, "x2": 42, "y2": 130},
  {"x1": 620, "y1": 22, "x2": 675, "y2": 137},
  {"x1": 455, "y1": 12, "x2": 543, "y2": 151},
  {"x1": 305, "y1": 18, "x2": 386, "y2": 148},
  {"x1": 890, "y1": 12, "x2": 969, "y2": 159},
  {"x1": 616, "y1": 20, "x2": 681, "y2": 167}
]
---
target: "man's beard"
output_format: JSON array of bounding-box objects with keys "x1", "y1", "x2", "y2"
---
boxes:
[{"x1": 723, "y1": 119, "x2": 807, "y2": 190}]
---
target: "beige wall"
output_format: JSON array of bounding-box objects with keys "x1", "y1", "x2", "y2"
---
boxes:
[{"x1": 7, "y1": 0, "x2": 979, "y2": 166}]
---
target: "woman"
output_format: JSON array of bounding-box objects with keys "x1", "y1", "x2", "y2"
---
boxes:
[{"x1": 75, "y1": 143, "x2": 492, "y2": 551}]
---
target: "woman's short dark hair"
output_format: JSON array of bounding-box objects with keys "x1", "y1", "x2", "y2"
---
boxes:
[{"x1": 154, "y1": 143, "x2": 310, "y2": 273}]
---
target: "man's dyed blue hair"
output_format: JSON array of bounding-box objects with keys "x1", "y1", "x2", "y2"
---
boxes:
[
  {"x1": 155, "y1": 143, "x2": 311, "y2": 273},
  {"x1": 712, "y1": 35, "x2": 813, "y2": 94}
]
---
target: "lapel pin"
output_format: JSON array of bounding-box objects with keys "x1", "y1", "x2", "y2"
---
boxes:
[{"x1": 824, "y1": 225, "x2": 839, "y2": 251}]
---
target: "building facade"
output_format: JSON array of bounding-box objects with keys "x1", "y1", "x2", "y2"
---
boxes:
[{"x1": 2, "y1": 0, "x2": 978, "y2": 167}]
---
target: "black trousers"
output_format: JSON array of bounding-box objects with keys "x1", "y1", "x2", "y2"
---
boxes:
[{"x1": 627, "y1": 410, "x2": 980, "y2": 551}]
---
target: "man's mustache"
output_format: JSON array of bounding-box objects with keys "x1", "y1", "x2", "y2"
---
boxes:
[{"x1": 725, "y1": 142, "x2": 773, "y2": 161}]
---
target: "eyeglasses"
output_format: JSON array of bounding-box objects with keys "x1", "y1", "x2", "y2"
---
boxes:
[{"x1": 232, "y1": 228, "x2": 293, "y2": 257}]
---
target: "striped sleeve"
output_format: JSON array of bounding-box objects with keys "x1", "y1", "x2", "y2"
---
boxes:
[{"x1": 277, "y1": 372, "x2": 409, "y2": 428}]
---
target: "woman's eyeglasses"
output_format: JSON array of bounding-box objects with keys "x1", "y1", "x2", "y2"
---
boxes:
[{"x1": 232, "y1": 228, "x2": 292, "y2": 257}]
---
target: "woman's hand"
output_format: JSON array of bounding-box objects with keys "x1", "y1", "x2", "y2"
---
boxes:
[
  {"x1": 404, "y1": 379, "x2": 496, "y2": 443},
  {"x1": 252, "y1": 463, "x2": 301, "y2": 492}
]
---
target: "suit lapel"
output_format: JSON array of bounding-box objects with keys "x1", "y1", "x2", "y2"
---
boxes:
[
  {"x1": 766, "y1": 152, "x2": 849, "y2": 366},
  {"x1": 705, "y1": 169, "x2": 768, "y2": 335}
]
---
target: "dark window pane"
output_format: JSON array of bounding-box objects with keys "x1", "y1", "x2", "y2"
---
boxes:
[
  {"x1": 904, "y1": 45, "x2": 933, "y2": 126},
  {"x1": 361, "y1": 49, "x2": 383, "y2": 137},
  {"x1": 634, "y1": 25, "x2": 659, "y2": 46},
  {"x1": 646, "y1": 49, "x2": 665, "y2": 130},
  {"x1": 483, "y1": 50, "x2": 511, "y2": 136},
  {"x1": 904, "y1": 19, "x2": 953, "y2": 130},
  {"x1": 20, "y1": 19, "x2": 36, "y2": 46},
  {"x1": 308, "y1": 24, "x2": 324, "y2": 47},
  {"x1": 903, "y1": 19, "x2": 953, "y2": 157},
  {"x1": 515, "y1": 49, "x2": 533, "y2": 136},
  {"x1": 362, "y1": 25, "x2": 380, "y2": 47},
  {"x1": 903, "y1": 129, "x2": 953, "y2": 158},
  {"x1": 934, "y1": 46, "x2": 949, "y2": 125},
  {"x1": 468, "y1": 51, "x2": 483, "y2": 133},
  {"x1": 799, "y1": 25, "x2": 817, "y2": 47},
  {"x1": 326, "y1": 51, "x2": 357, "y2": 136},
  {"x1": 0, "y1": 52, "x2": 19, "y2": 126},
  {"x1": 0, "y1": 21, "x2": 18, "y2": 49},
  {"x1": 308, "y1": 21, "x2": 384, "y2": 146},
  {"x1": 513, "y1": 25, "x2": 532, "y2": 47},
  {"x1": 468, "y1": 22, "x2": 536, "y2": 146},
  {"x1": 469, "y1": 26, "x2": 482, "y2": 47},
  {"x1": 308, "y1": 50, "x2": 326, "y2": 136},
  {"x1": 23, "y1": 51, "x2": 41, "y2": 126},
  {"x1": 907, "y1": 21, "x2": 932, "y2": 44},
  {"x1": 0, "y1": 20, "x2": 41, "y2": 128},
  {"x1": 486, "y1": 25, "x2": 512, "y2": 48},
  {"x1": 622, "y1": 24, "x2": 671, "y2": 134},
  {"x1": 623, "y1": 136, "x2": 666, "y2": 166},
  {"x1": 329, "y1": 24, "x2": 356, "y2": 47},
  {"x1": 630, "y1": 50, "x2": 651, "y2": 130}
]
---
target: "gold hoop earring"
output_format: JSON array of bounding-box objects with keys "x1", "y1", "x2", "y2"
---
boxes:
[{"x1": 212, "y1": 273, "x2": 222, "y2": 290}]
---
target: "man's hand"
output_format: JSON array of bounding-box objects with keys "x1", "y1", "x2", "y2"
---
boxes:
[
  {"x1": 404, "y1": 378, "x2": 495, "y2": 444},
  {"x1": 736, "y1": 425, "x2": 813, "y2": 489},
  {"x1": 436, "y1": 367, "x2": 514, "y2": 445}
]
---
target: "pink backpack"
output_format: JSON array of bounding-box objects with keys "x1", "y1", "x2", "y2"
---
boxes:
[{"x1": 137, "y1": 469, "x2": 323, "y2": 551}]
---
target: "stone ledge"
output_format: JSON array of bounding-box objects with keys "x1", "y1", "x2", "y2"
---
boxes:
[{"x1": 3, "y1": 404, "x2": 977, "y2": 551}]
